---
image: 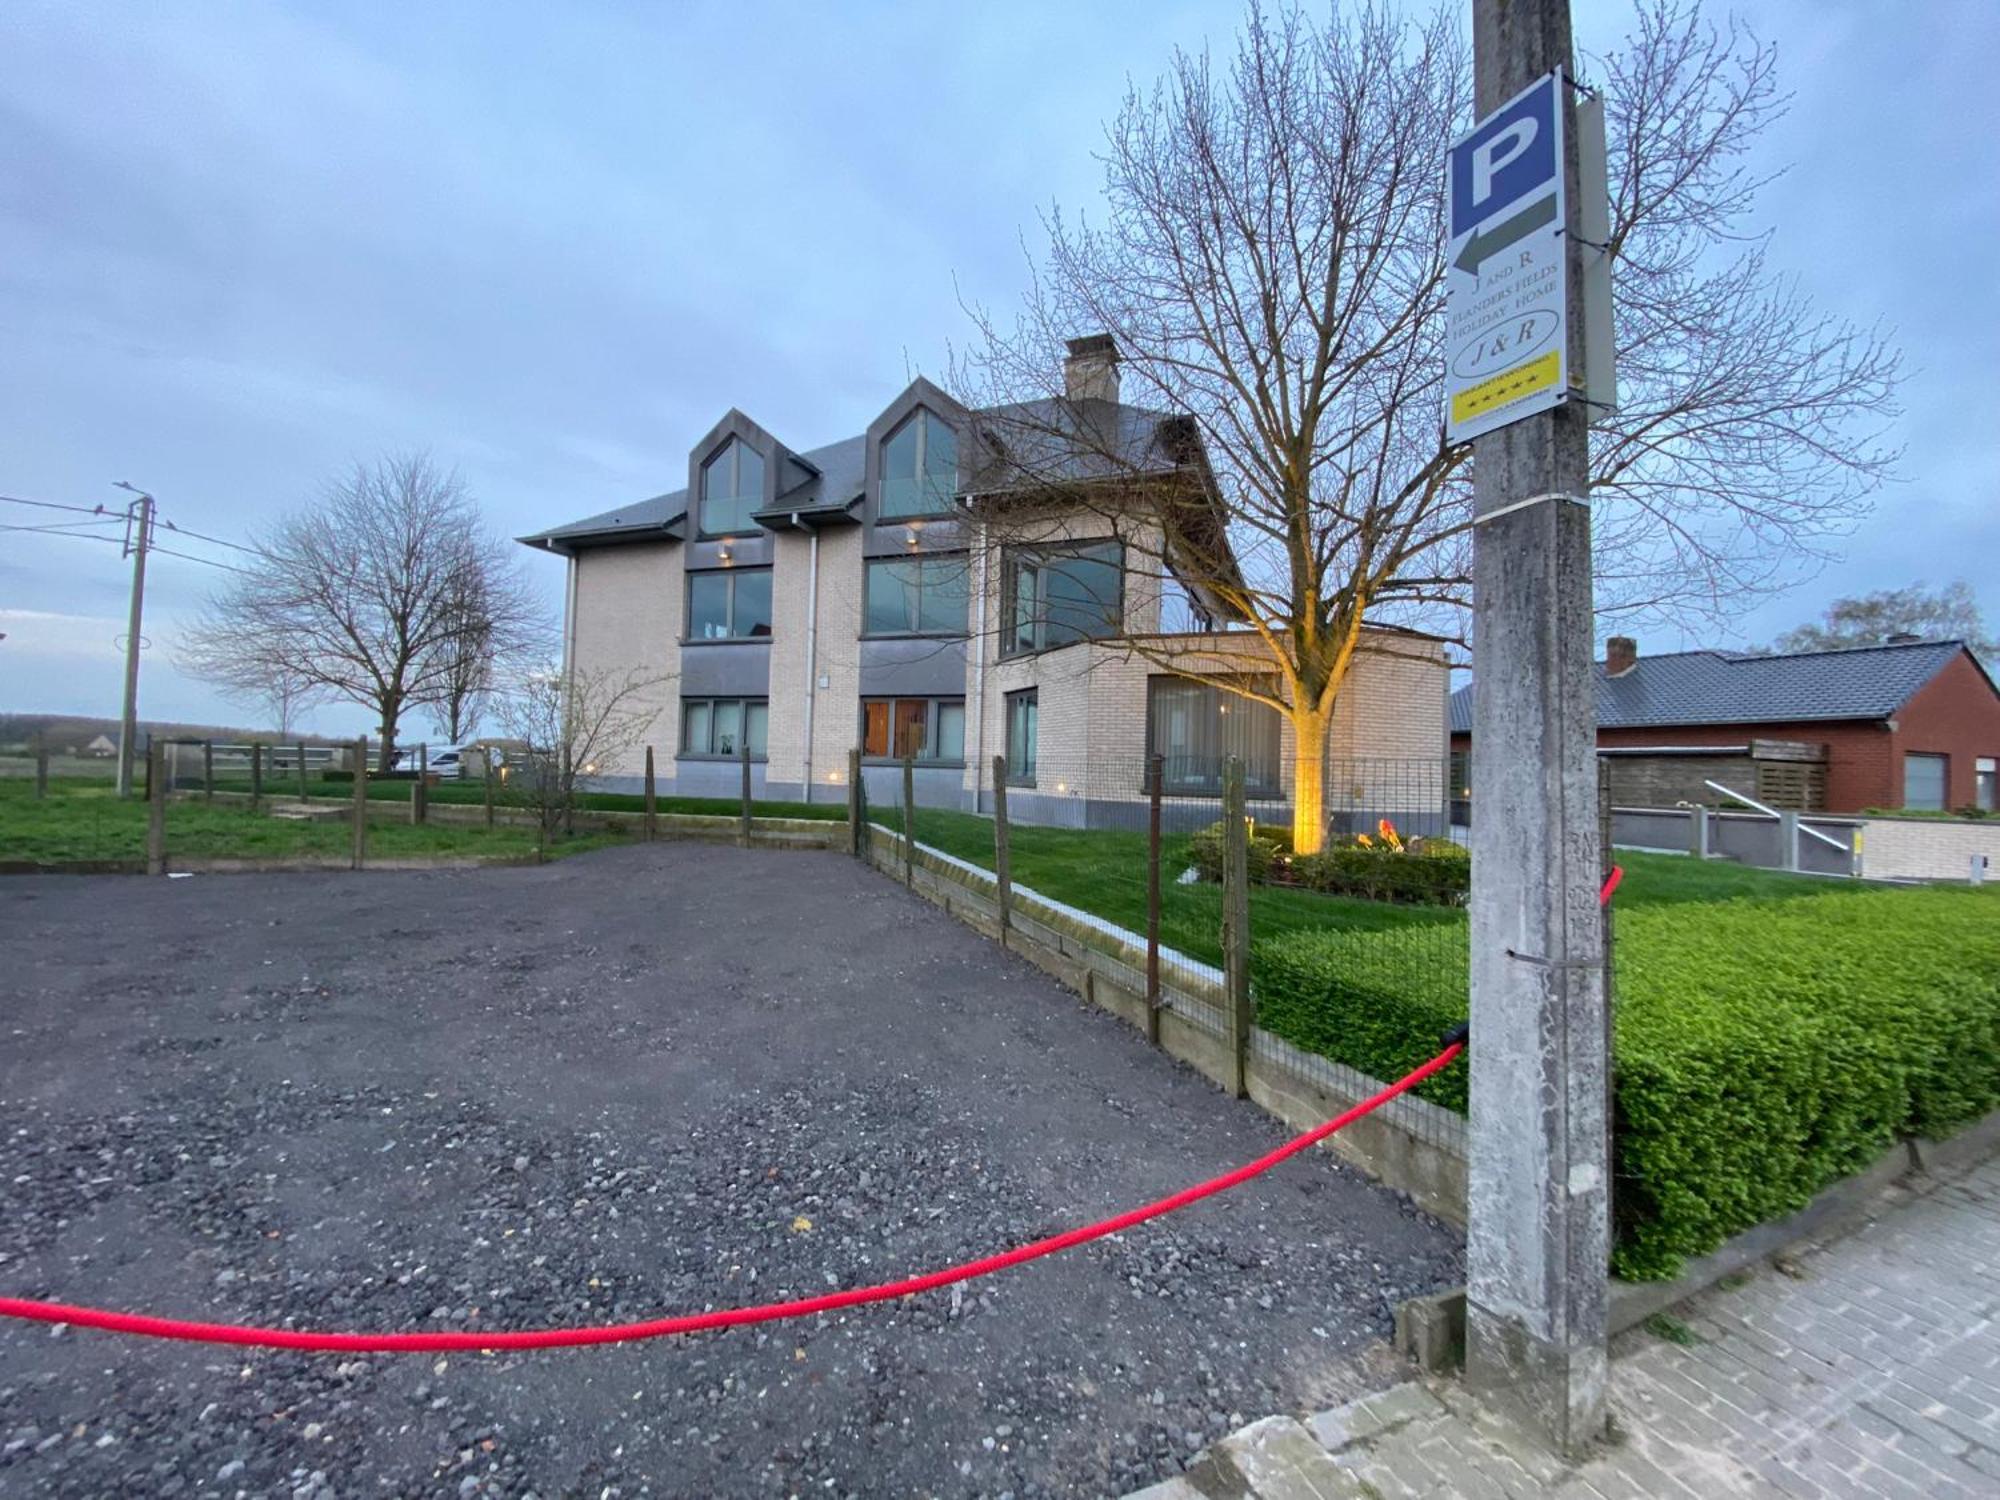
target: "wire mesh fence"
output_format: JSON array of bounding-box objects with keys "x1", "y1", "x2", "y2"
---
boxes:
[{"x1": 862, "y1": 747, "x2": 1473, "y2": 1133}]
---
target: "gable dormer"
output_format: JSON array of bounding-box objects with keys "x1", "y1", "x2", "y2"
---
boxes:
[
  {"x1": 864, "y1": 378, "x2": 966, "y2": 527},
  {"x1": 688, "y1": 410, "x2": 785, "y2": 540}
]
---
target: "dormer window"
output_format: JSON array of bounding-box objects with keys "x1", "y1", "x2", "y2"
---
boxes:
[
  {"x1": 879, "y1": 409, "x2": 956, "y2": 519},
  {"x1": 700, "y1": 437, "x2": 765, "y2": 536}
]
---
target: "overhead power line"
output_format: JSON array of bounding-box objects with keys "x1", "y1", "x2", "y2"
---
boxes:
[{"x1": 0, "y1": 493, "x2": 116, "y2": 518}]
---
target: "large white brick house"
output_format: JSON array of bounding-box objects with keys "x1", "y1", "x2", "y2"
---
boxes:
[{"x1": 521, "y1": 337, "x2": 1450, "y2": 829}]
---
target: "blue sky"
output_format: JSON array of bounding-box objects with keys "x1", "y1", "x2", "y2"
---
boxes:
[{"x1": 2, "y1": 1, "x2": 1994, "y2": 737}]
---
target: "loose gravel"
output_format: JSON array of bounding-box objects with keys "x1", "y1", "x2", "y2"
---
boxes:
[{"x1": 0, "y1": 843, "x2": 1460, "y2": 1497}]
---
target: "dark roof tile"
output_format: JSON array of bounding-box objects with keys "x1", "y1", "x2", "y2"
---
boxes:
[{"x1": 1449, "y1": 639, "x2": 1971, "y2": 734}]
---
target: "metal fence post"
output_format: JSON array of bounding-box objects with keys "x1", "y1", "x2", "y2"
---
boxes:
[
  {"x1": 250, "y1": 742, "x2": 263, "y2": 811},
  {"x1": 1146, "y1": 753, "x2": 1164, "y2": 1045},
  {"x1": 901, "y1": 753, "x2": 916, "y2": 886},
  {"x1": 351, "y1": 737, "x2": 368, "y2": 871},
  {"x1": 34, "y1": 743, "x2": 48, "y2": 800},
  {"x1": 1221, "y1": 756, "x2": 1251, "y2": 1099},
  {"x1": 145, "y1": 740, "x2": 167, "y2": 876},
  {"x1": 412, "y1": 742, "x2": 428, "y2": 826},
  {"x1": 1778, "y1": 810, "x2": 1800, "y2": 873},
  {"x1": 847, "y1": 747, "x2": 864, "y2": 859},
  {"x1": 203, "y1": 739, "x2": 214, "y2": 802},
  {"x1": 643, "y1": 745, "x2": 657, "y2": 841},
  {"x1": 739, "y1": 739, "x2": 753, "y2": 846},
  {"x1": 991, "y1": 755, "x2": 1012, "y2": 945}
]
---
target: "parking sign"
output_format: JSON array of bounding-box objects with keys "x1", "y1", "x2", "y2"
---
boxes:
[{"x1": 1444, "y1": 71, "x2": 1567, "y2": 443}]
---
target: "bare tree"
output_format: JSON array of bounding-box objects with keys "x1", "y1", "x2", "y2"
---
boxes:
[
  {"x1": 954, "y1": 1, "x2": 1899, "y2": 852},
  {"x1": 495, "y1": 665, "x2": 669, "y2": 839},
  {"x1": 179, "y1": 453, "x2": 549, "y2": 767},
  {"x1": 1769, "y1": 580, "x2": 1996, "y2": 660},
  {"x1": 422, "y1": 561, "x2": 547, "y2": 745}
]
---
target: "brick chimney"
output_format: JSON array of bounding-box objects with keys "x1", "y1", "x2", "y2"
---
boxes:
[
  {"x1": 1063, "y1": 334, "x2": 1121, "y2": 404},
  {"x1": 1606, "y1": 636, "x2": 1638, "y2": 677}
]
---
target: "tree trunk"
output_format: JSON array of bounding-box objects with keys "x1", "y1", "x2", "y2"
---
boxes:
[
  {"x1": 378, "y1": 700, "x2": 401, "y2": 777},
  {"x1": 1288, "y1": 705, "x2": 1329, "y2": 855}
]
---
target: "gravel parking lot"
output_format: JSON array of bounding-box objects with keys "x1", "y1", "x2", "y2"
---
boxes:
[{"x1": 0, "y1": 843, "x2": 1460, "y2": 1498}]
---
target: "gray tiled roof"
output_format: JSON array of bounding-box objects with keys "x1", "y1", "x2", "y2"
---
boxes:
[
  {"x1": 519, "y1": 434, "x2": 870, "y2": 549},
  {"x1": 1449, "y1": 639, "x2": 1974, "y2": 735},
  {"x1": 521, "y1": 398, "x2": 1193, "y2": 550}
]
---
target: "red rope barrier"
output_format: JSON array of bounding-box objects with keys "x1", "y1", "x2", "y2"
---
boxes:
[{"x1": 0, "y1": 1043, "x2": 1464, "y2": 1353}]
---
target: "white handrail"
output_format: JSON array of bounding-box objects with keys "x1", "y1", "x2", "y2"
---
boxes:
[{"x1": 1703, "y1": 780, "x2": 1847, "y2": 851}]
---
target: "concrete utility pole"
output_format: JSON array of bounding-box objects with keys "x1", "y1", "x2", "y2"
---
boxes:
[
  {"x1": 113, "y1": 482, "x2": 155, "y2": 800},
  {"x1": 1464, "y1": 0, "x2": 1609, "y2": 1460}
]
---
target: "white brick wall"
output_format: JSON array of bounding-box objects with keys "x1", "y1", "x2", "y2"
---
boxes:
[
  {"x1": 1859, "y1": 817, "x2": 2000, "y2": 882},
  {"x1": 561, "y1": 513, "x2": 1447, "y2": 808},
  {"x1": 569, "y1": 543, "x2": 681, "y2": 780}
]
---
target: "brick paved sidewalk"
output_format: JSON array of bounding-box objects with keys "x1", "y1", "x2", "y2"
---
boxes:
[{"x1": 1129, "y1": 1155, "x2": 2000, "y2": 1499}]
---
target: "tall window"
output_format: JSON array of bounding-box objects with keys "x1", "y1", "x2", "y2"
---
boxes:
[
  {"x1": 700, "y1": 437, "x2": 765, "y2": 536},
  {"x1": 880, "y1": 409, "x2": 957, "y2": 518},
  {"x1": 1904, "y1": 752, "x2": 1948, "y2": 811},
  {"x1": 682, "y1": 697, "x2": 769, "y2": 758},
  {"x1": 864, "y1": 555, "x2": 969, "y2": 635},
  {"x1": 1002, "y1": 541, "x2": 1123, "y2": 655},
  {"x1": 687, "y1": 567, "x2": 773, "y2": 640},
  {"x1": 861, "y1": 698, "x2": 965, "y2": 762},
  {"x1": 1146, "y1": 677, "x2": 1282, "y2": 795},
  {"x1": 1005, "y1": 690, "x2": 1038, "y2": 784},
  {"x1": 1979, "y1": 757, "x2": 1997, "y2": 813}
]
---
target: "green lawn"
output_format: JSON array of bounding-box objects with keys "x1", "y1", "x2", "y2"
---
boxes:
[
  {"x1": 0, "y1": 778, "x2": 623, "y2": 864},
  {"x1": 896, "y1": 804, "x2": 1869, "y2": 971}
]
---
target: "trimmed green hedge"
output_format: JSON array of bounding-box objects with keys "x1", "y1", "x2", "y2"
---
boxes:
[{"x1": 1254, "y1": 886, "x2": 2000, "y2": 1280}]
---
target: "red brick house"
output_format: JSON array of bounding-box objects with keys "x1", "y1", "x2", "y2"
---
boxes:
[{"x1": 1450, "y1": 637, "x2": 2000, "y2": 814}]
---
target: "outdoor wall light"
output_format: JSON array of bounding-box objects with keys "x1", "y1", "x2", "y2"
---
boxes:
[
  {"x1": 905, "y1": 527, "x2": 920, "y2": 548},
  {"x1": 717, "y1": 542, "x2": 733, "y2": 563}
]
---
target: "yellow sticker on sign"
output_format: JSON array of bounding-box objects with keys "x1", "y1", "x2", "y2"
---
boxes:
[{"x1": 1449, "y1": 350, "x2": 1561, "y2": 426}]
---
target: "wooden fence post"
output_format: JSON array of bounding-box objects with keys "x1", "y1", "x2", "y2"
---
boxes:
[
  {"x1": 146, "y1": 740, "x2": 167, "y2": 875},
  {"x1": 847, "y1": 748, "x2": 864, "y2": 860},
  {"x1": 1221, "y1": 757, "x2": 1251, "y2": 1098},
  {"x1": 643, "y1": 745, "x2": 657, "y2": 841},
  {"x1": 351, "y1": 737, "x2": 368, "y2": 871},
  {"x1": 411, "y1": 742, "x2": 428, "y2": 825},
  {"x1": 901, "y1": 753, "x2": 916, "y2": 886},
  {"x1": 250, "y1": 743, "x2": 263, "y2": 811},
  {"x1": 739, "y1": 739, "x2": 753, "y2": 847},
  {"x1": 1146, "y1": 753, "x2": 1164, "y2": 1044},
  {"x1": 297, "y1": 740, "x2": 309, "y2": 801},
  {"x1": 203, "y1": 739, "x2": 215, "y2": 802},
  {"x1": 992, "y1": 756, "x2": 1012, "y2": 945},
  {"x1": 34, "y1": 743, "x2": 49, "y2": 800},
  {"x1": 484, "y1": 753, "x2": 497, "y2": 829}
]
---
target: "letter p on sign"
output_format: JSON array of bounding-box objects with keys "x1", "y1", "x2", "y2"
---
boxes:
[
  {"x1": 1450, "y1": 73, "x2": 1559, "y2": 238},
  {"x1": 1472, "y1": 119, "x2": 1536, "y2": 207}
]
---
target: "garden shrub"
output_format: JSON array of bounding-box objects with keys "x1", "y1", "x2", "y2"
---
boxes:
[
  {"x1": 1252, "y1": 885, "x2": 2000, "y2": 1281},
  {"x1": 1291, "y1": 847, "x2": 1469, "y2": 905},
  {"x1": 1187, "y1": 820, "x2": 1290, "y2": 883}
]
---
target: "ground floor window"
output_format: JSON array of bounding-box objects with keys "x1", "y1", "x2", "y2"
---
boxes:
[
  {"x1": 681, "y1": 697, "x2": 768, "y2": 759},
  {"x1": 861, "y1": 697, "x2": 965, "y2": 762},
  {"x1": 1145, "y1": 676, "x2": 1282, "y2": 796},
  {"x1": 1978, "y1": 756, "x2": 1996, "y2": 812},
  {"x1": 1004, "y1": 690, "x2": 1038, "y2": 784},
  {"x1": 1904, "y1": 751, "x2": 1948, "y2": 811}
]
